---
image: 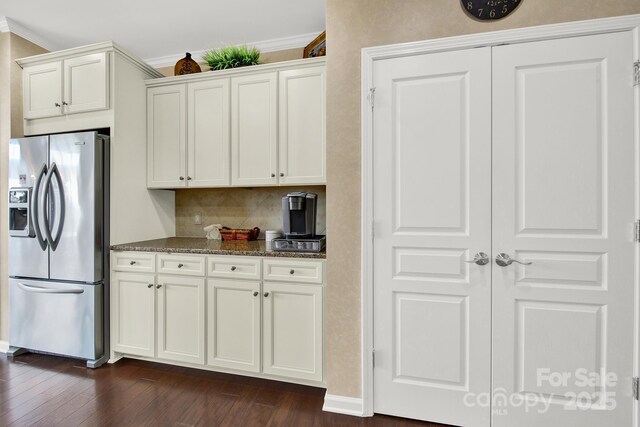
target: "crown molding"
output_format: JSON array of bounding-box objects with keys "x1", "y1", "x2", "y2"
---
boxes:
[
  {"x1": 143, "y1": 31, "x2": 321, "y2": 68},
  {"x1": 0, "y1": 16, "x2": 58, "y2": 51}
]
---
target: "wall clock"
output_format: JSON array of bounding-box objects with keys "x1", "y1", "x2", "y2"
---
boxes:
[{"x1": 462, "y1": 0, "x2": 522, "y2": 21}]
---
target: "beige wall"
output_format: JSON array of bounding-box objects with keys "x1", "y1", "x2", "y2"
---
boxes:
[
  {"x1": 0, "y1": 34, "x2": 47, "y2": 341},
  {"x1": 325, "y1": 0, "x2": 640, "y2": 398},
  {"x1": 156, "y1": 48, "x2": 303, "y2": 77},
  {"x1": 175, "y1": 186, "x2": 326, "y2": 238}
]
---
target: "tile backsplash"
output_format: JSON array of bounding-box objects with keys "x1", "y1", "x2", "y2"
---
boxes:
[{"x1": 175, "y1": 187, "x2": 326, "y2": 238}]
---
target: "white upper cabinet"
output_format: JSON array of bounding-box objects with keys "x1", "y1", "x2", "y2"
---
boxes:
[
  {"x1": 231, "y1": 72, "x2": 278, "y2": 186},
  {"x1": 147, "y1": 85, "x2": 186, "y2": 188},
  {"x1": 63, "y1": 52, "x2": 109, "y2": 114},
  {"x1": 23, "y1": 61, "x2": 63, "y2": 119},
  {"x1": 188, "y1": 79, "x2": 231, "y2": 187},
  {"x1": 146, "y1": 58, "x2": 326, "y2": 189},
  {"x1": 23, "y1": 52, "x2": 109, "y2": 119},
  {"x1": 278, "y1": 66, "x2": 326, "y2": 185}
]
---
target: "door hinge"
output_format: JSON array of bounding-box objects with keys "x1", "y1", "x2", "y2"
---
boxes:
[
  {"x1": 635, "y1": 62, "x2": 640, "y2": 86},
  {"x1": 372, "y1": 350, "x2": 376, "y2": 368},
  {"x1": 635, "y1": 220, "x2": 640, "y2": 242},
  {"x1": 368, "y1": 87, "x2": 376, "y2": 110},
  {"x1": 633, "y1": 377, "x2": 639, "y2": 400}
]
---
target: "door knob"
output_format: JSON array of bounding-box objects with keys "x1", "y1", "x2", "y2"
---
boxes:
[
  {"x1": 465, "y1": 252, "x2": 490, "y2": 266},
  {"x1": 495, "y1": 253, "x2": 532, "y2": 267}
]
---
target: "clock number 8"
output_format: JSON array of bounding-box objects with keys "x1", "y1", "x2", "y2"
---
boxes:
[{"x1": 467, "y1": 1, "x2": 473, "y2": 10}]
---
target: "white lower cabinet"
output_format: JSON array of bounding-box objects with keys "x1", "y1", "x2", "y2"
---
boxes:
[
  {"x1": 207, "y1": 278, "x2": 261, "y2": 372},
  {"x1": 262, "y1": 282, "x2": 323, "y2": 382},
  {"x1": 156, "y1": 275, "x2": 206, "y2": 364},
  {"x1": 112, "y1": 251, "x2": 324, "y2": 385},
  {"x1": 112, "y1": 272, "x2": 156, "y2": 358}
]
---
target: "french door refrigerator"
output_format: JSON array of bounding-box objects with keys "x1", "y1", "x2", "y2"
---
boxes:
[{"x1": 8, "y1": 131, "x2": 109, "y2": 368}]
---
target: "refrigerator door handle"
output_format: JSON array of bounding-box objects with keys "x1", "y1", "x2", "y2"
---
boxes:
[
  {"x1": 31, "y1": 163, "x2": 48, "y2": 251},
  {"x1": 17, "y1": 282, "x2": 84, "y2": 294},
  {"x1": 42, "y1": 162, "x2": 65, "y2": 251}
]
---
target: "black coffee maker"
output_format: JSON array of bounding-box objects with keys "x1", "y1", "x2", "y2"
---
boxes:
[{"x1": 282, "y1": 192, "x2": 317, "y2": 238}]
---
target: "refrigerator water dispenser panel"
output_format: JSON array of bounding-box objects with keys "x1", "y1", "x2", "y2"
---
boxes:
[{"x1": 8, "y1": 188, "x2": 33, "y2": 237}]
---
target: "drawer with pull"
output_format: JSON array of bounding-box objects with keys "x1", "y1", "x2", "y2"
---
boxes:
[
  {"x1": 157, "y1": 253, "x2": 206, "y2": 276},
  {"x1": 262, "y1": 259, "x2": 324, "y2": 284},
  {"x1": 112, "y1": 251, "x2": 156, "y2": 273},
  {"x1": 207, "y1": 256, "x2": 261, "y2": 280}
]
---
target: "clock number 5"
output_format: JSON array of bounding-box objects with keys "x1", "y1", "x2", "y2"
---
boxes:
[{"x1": 502, "y1": 4, "x2": 508, "y2": 13}]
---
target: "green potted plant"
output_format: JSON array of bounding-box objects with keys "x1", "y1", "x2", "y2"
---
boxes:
[{"x1": 202, "y1": 45, "x2": 261, "y2": 71}]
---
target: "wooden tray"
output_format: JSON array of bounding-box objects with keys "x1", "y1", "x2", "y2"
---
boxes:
[{"x1": 219, "y1": 227, "x2": 260, "y2": 241}]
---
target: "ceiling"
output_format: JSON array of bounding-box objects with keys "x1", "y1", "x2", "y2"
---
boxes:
[{"x1": 0, "y1": 0, "x2": 325, "y2": 66}]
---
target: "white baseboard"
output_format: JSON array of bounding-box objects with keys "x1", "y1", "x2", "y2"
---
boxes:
[
  {"x1": 0, "y1": 340, "x2": 10, "y2": 353},
  {"x1": 323, "y1": 393, "x2": 365, "y2": 417}
]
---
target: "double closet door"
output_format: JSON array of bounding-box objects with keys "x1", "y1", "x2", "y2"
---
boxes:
[{"x1": 372, "y1": 31, "x2": 636, "y2": 427}]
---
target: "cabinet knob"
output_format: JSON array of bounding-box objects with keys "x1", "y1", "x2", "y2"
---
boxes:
[
  {"x1": 253, "y1": 291, "x2": 259, "y2": 297},
  {"x1": 271, "y1": 173, "x2": 275, "y2": 178},
  {"x1": 62, "y1": 101, "x2": 68, "y2": 106},
  {"x1": 280, "y1": 173, "x2": 285, "y2": 177},
  {"x1": 147, "y1": 284, "x2": 153, "y2": 288},
  {"x1": 179, "y1": 176, "x2": 185, "y2": 180},
  {"x1": 177, "y1": 263, "x2": 184, "y2": 268},
  {"x1": 290, "y1": 269, "x2": 295, "y2": 275},
  {"x1": 156, "y1": 284, "x2": 162, "y2": 289},
  {"x1": 54, "y1": 102, "x2": 61, "y2": 107},
  {"x1": 264, "y1": 292, "x2": 269, "y2": 297},
  {"x1": 130, "y1": 261, "x2": 136, "y2": 265},
  {"x1": 231, "y1": 266, "x2": 237, "y2": 271},
  {"x1": 187, "y1": 176, "x2": 192, "y2": 180}
]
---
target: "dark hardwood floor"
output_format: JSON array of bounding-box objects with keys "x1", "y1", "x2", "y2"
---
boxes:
[{"x1": 0, "y1": 353, "x2": 446, "y2": 426}]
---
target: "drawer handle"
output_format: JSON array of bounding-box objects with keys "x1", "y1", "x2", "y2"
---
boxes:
[
  {"x1": 147, "y1": 284, "x2": 153, "y2": 288},
  {"x1": 178, "y1": 263, "x2": 184, "y2": 268},
  {"x1": 156, "y1": 284, "x2": 162, "y2": 289},
  {"x1": 231, "y1": 266, "x2": 237, "y2": 271},
  {"x1": 264, "y1": 292, "x2": 269, "y2": 297},
  {"x1": 290, "y1": 269, "x2": 295, "y2": 275},
  {"x1": 253, "y1": 291, "x2": 259, "y2": 297},
  {"x1": 130, "y1": 261, "x2": 136, "y2": 265}
]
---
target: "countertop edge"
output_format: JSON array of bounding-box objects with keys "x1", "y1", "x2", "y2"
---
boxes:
[{"x1": 110, "y1": 244, "x2": 326, "y2": 259}]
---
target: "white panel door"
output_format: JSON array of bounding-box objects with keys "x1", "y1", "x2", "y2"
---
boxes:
[
  {"x1": 231, "y1": 72, "x2": 278, "y2": 186},
  {"x1": 147, "y1": 85, "x2": 186, "y2": 188},
  {"x1": 63, "y1": 52, "x2": 109, "y2": 114},
  {"x1": 23, "y1": 61, "x2": 63, "y2": 119},
  {"x1": 372, "y1": 47, "x2": 492, "y2": 426},
  {"x1": 207, "y1": 279, "x2": 261, "y2": 372},
  {"x1": 491, "y1": 31, "x2": 635, "y2": 427},
  {"x1": 278, "y1": 66, "x2": 326, "y2": 185},
  {"x1": 111, "y1": 272, "x2": 156, "y2": 357},
  {"x1": 187, "y1": 79, "x2": 231, "y2": 187},
  {"x1": 263, "y1": 282, "x2": 323, "y2": 382},
  {"x1": 157, "y1": 275, "x2": 205, "y2": 364}
]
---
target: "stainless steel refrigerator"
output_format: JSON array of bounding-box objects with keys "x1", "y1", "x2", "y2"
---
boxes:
[{"x1": 8, "y1": 131, "x2": 109, "y2": 368}]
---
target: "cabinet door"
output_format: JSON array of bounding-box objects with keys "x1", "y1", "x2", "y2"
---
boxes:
[
  {"x1": 156, "y1": 275, "x2": 205, "y2": 364},
  {"x1": 63, "y1": 52, "x2": 109, "y2": 114},
  {"x1": 187, "y1": 79, "x2": 231, "y2": 187},
  {"x1": 147, "y1": 85, "x2": 187, "y2": 188},
  {"x1": 278, "y1": 66, "x2": 326, "y2": 185},
  {"x1": 111, "y1": 272, "x2": 156, "y2": 357},
  {"x1": 263, "y1": 282, "x2": 323, "y2": 382},
  {"x1": 231, "y1": 72, "x2": 278, "y2": 186},
  {"x1": 207, "y1": 279, "x2": 261, "y2": 372},
  {"x1": 23, "y1": 61, "x2": 63, "y2": 119}
]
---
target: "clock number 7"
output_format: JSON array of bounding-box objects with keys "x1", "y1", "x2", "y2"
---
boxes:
[{"x1": 477, "y1": 8, "x2": 484, "y2": 17}]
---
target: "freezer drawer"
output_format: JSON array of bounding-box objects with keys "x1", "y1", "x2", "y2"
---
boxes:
[{"x1": 9, "y1": 279, "x2": 103, "y2": 360}]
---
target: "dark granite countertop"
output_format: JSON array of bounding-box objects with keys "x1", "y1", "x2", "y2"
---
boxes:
[{"x1": 111, "y1": 237, "x2": 326, "y2": 259}]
